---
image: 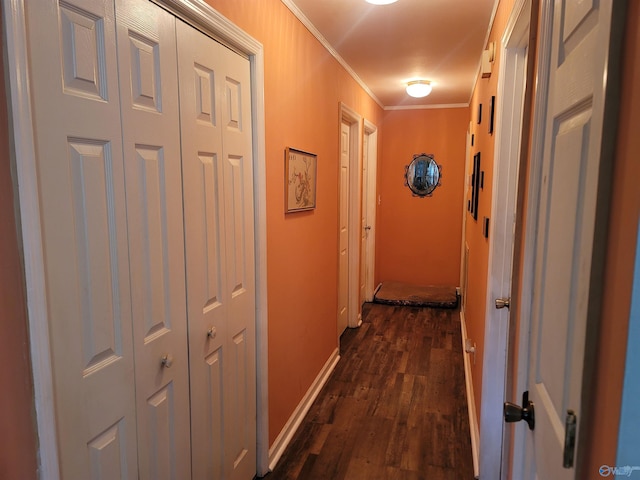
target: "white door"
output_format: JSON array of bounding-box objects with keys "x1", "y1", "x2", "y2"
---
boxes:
[
  {"x1": 359, "y1": 132, "x2": 369, "y2": 305},
  {"x1": 25, "y1": 0, "x2": 138, "y2": 478},
  {"x1": 177, "y1": 21, "x2": 257, "y2": 480},
  {"x1": 338, "y1": 121, "x2": 350, "y2": 338},
  {"x1": 520, "y1": 1, "x2": 623, "y2": 478},
  {"x1": 480, "y1": 2, "x2": 529, "y2": 477},
  {"x1": 362, "y1": 124, "x2": 378, "y2": 303},
  {"x1": 115, "y1": 2, "x2": 192, "y2": 478}
]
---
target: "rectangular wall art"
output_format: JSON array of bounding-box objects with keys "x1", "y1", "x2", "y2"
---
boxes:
[{"x1": 285, "y1": 147, "x2": 317, "y2": 213}]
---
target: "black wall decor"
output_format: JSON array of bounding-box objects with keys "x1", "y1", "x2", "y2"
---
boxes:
[
  {"x1": 483, "y1": 216, "x2": 490, "y2": 238},
  {"x1": 477, "y1": 103, "x2": 483, "y2": 124},
  {"x1": 489, "y1": 95, "x2": 496, "y2": 134},
  {"x1": 470, "y1": 152, "x2": 481, "y2": 220}
]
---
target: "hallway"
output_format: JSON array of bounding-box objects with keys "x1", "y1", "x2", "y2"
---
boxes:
[{"x1": 265, "y1": 303, "x2": 474, "y2": 480}]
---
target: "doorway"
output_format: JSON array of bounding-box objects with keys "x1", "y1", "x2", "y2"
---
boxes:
[
  {"x1": 478, "y1": 0, "x2": 531, "y2": 477},
  {"x1": 338, "y1": 103, "x2": 362, "y2": 341},
  {"x1": 360, "y1": 120, "x2": 378, "y2": 304}
]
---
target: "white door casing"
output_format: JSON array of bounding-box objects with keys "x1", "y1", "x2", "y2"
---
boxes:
[
  {"x1": 116, "y1": 3, "x2": 192, "y2": 478},
  {"x1": 24, "y1": 0, "x2": 138, "y2": 477},
  {"x1": 177, "y1": 20, "x2": 257, "y2": 480},
  {"x1": 362, "y1": 120, "x2": 378, "y2": 303},
  {"x1": 479, "y1": 0, "x2": 530, "y2": 478},
  {"x1": 518, "y1": 0, "x2": 625, "y2": 478},
  {"x1": 339, "y1": 103, "x2": 362, "y2": 337},
  {"x1": 338, "y1": 120, "x2": 350, "y2": 339},
  {"x1": 360, "y1": 132, "x2": 368, "y2": 305}
]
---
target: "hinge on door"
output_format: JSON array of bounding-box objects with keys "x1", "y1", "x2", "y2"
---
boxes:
[{"x1": 563, "y1": 410, "x2": 577, "y2": 468}]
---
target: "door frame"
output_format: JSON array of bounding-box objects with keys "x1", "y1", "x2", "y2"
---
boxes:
[
  {"x1": 339, "y1": 103, "x2": 362, "y2": 330},
  {"x1": 509, "y1": 1, "x2": 553, "y2": 475},
  {"x1": 2, "y1": 0, "x2": 270, "y2": 477},
  {"x1": 362, "y1": 119, "x2": 378, "y2": 302},
  {"x1": 478, "y1": 0, "x2": 531, "y2": 477}
]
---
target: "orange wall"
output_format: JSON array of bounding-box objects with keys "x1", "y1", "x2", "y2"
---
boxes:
[
  {"x1": 376, "y1": 108, "x2": 468, "y2": 287},
  {"x1": 0, "y1": 21, "x2": 39, "y2": 480},
  {"x1": 582, "y1": 1, "x2": 640, "y2": 476},
  {"x1": 202, "y1": 0, "x2": 384, "y2": 444},
  {"x1": 464, "y1": 0, "x2": 516, "y2": 422}
]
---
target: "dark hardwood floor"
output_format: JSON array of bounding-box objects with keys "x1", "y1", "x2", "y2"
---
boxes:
[{"x1": 262, "y1": 303, "x2": 474, "y2": 480}]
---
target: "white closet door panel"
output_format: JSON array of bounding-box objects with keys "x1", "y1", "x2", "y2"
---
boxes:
[
  {"x1": 115, "y1": 2, "x2": 191, "y2": 479},
  {"x1": 219, "y1": 44, "x2": 257, "y2": 480},
  {"x1": 177, "y1": 20, "x2": 257, "y2": 479},
  {"x1": 26, "y1": 0, "x2": 137, "y2": 478},
  {"x1": 177, "y1": 21, "x2": 227, "y2": 479}
]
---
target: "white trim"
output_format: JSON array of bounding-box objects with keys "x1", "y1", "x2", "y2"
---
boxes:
[
  {"x1": 460, "y1": 309, "x2": 480, "y2": 479},
  {"x1": 479, "y1": 1, "x2": 530, "y2": 478},
  {"x1": 267, "y1": 348, "x2": 340, "y2": 471},
  {"x1": 3, "y1": 0, "x2": 60, "y2": 477},
  {"x1": 510, "y1": 0, "x2": 554, "y2": 477},
  {"x1": 384, "y1": 103, "x2": 469, "y2": 111},
  {"x1": 363, "y1": 119, "x2": 378, "y2": 302},
  {"x1": 340, "y1": 103, "x2": 363, "y2": 331},
  {"x1": 280, "y1": 0, "x2": 383, "y2": 109},
  {"x1": 4, "y1": 0, "x2": 269, "y2": 477}
]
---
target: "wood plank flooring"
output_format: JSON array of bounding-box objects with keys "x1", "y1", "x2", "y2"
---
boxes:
[{"x1": 262, "y1": 303, "x2": 474, "y2": 480}]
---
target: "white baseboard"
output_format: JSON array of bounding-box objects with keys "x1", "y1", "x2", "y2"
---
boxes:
[
  {"x1": 460, "y1": 309, "x2": 480, "y2": 479},
  {"x1": 267, "y1": 347, "x2": 340, "y2": 471}
]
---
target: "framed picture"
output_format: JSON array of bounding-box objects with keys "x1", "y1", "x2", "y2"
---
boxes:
[
  {"x1": 285, "y1": 147, "x2": 317, "y2": 213},
  {"x1": 489, "y1": 95, "x2": 496, "y2": 134},
  {"x1": 477, "y1": 103, "x2": 482, "y2": 124},
  {"x1": 470, "y1": 152, "x2": 481, "y2": 220}
]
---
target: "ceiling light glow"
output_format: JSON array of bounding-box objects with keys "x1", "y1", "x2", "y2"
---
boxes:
[
  {"x1": 406, "y1": 80, "x2": 432, "y2": 98},
  {"x1": 365, "y1": 0, "x2": 398, "y2": 5}
]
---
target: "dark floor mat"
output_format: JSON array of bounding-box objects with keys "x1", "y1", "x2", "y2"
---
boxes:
[{"x1": 374, "y1": 281, "x2": 458, "y2": 308}]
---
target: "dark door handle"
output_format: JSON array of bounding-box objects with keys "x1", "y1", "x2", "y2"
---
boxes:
[{"x1": 504, "y1": 390, "x2": 535, "y2": 430}]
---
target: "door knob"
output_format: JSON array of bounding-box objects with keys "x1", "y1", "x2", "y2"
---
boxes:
[
  {"x1": 364, "y1": 225, "x2": 371, "y2": 231},
  {"x1": 504, "y1": 390, "x2": 535, "y2": 430},
  {"x1": 495, "y1": 297, "x2": 510, "y2": 309},
  {"x1": 207, "y1": 327, "x2": 217, "y2": 339},
  {"x1": 161, "y1": 354, "x2": 173, "y2": 368}
]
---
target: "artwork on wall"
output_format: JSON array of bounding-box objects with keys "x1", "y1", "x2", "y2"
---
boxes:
[
  {"x1": 470, "y1": 152, "x2": 481, "y2": 220},
  {"x1": 489, "y1": 95, "x2": 496, "y2": 134},
  {"x1": 483, "y1": 216, "x2": 490, "y2": 238},
  {"x1": 285, "y1": 147, "x2": 317, "y2": 213},
  {"x1": 471, "y1": 133, "x2": 475, "y2": 146},
  {"x1": 477, "y1": 103, "x2": 483, "y2": 124}
]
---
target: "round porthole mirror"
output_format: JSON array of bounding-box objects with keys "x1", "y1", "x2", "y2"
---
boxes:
[{"x1": 404, "y1": 153, "x2": 441, "y2": 197}]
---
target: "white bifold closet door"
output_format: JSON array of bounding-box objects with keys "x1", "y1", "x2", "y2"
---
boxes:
[
  {"x1": 115, "y1": 3, "x2": 192, "y2": 479},
  {"x1": 177, "y1": 21, "x2": 257, "y2": 480},
  {"x1": 25, "y1": 0, "x2": 140, "y2": 477},
  {"x1": 25, "y1": 0, "x2": 256, "y2": 478}
]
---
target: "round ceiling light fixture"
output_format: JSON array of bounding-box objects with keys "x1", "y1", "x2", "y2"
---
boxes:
[
  {"x1": 365, "y1": 0, "x2": 398, "y2": 5},
  {"x1": 406, "y1": 80, "x2": 432, "y2": 98}
]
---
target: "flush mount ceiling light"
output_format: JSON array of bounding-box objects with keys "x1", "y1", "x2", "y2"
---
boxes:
[
  {"x1": 365, "y1": 0, "x2": 398, "y2": 5},
  {"x1": 406, "y1": 80, "x2": 432, "y2": 98}
]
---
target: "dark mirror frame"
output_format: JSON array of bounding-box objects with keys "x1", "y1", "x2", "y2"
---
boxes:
[{"x1": 404, "y1": 153, "x2": 442, "y2": 197}]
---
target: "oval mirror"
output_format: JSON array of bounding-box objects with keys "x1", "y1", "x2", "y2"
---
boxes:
[{"x1": 404, "y1": 153, "x2": 441, "y2": 197}]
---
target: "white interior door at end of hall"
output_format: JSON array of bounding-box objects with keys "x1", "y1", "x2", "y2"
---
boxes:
[
  {"x1": 360, "y1": 133, "x2": 369, "y2": 305},
  {"x1": 176, "y1": 20, "x2": 257, "y2": 480},
  {"x1": 25, "y1": 0, "x2": 138, "y2": 478},
  {"x1": 524, "y1": 1, "x2": 621, "y2": 478},
  {"x1": 338, "y1": 121, "x2": 350, "y2": 338},
  {"x1": 115, "y1": 2, "x2": 191, "y2": 478}
]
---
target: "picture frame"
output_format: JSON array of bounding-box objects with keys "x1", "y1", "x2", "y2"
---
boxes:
[
  {"x1": 470, "y1": 152, "x2": 481, "y2": 220},
  {"x1": 489, "y1": 95, "x2": 496, "y2": 134},
  {"x1": 285, "y1": 147, "x2": 317, "y2": 213},
  {"x1": 477, "y1": 103, "x2": 482, "y2": 124}
]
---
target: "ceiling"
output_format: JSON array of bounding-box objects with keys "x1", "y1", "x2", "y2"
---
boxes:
[{"x1": 284, "y1": 0, "x2": 497, "y2": 109}]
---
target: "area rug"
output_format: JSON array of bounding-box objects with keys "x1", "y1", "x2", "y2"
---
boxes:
[{"x1": 373, "y1": 281, "x2": 458, "y2": 309}]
